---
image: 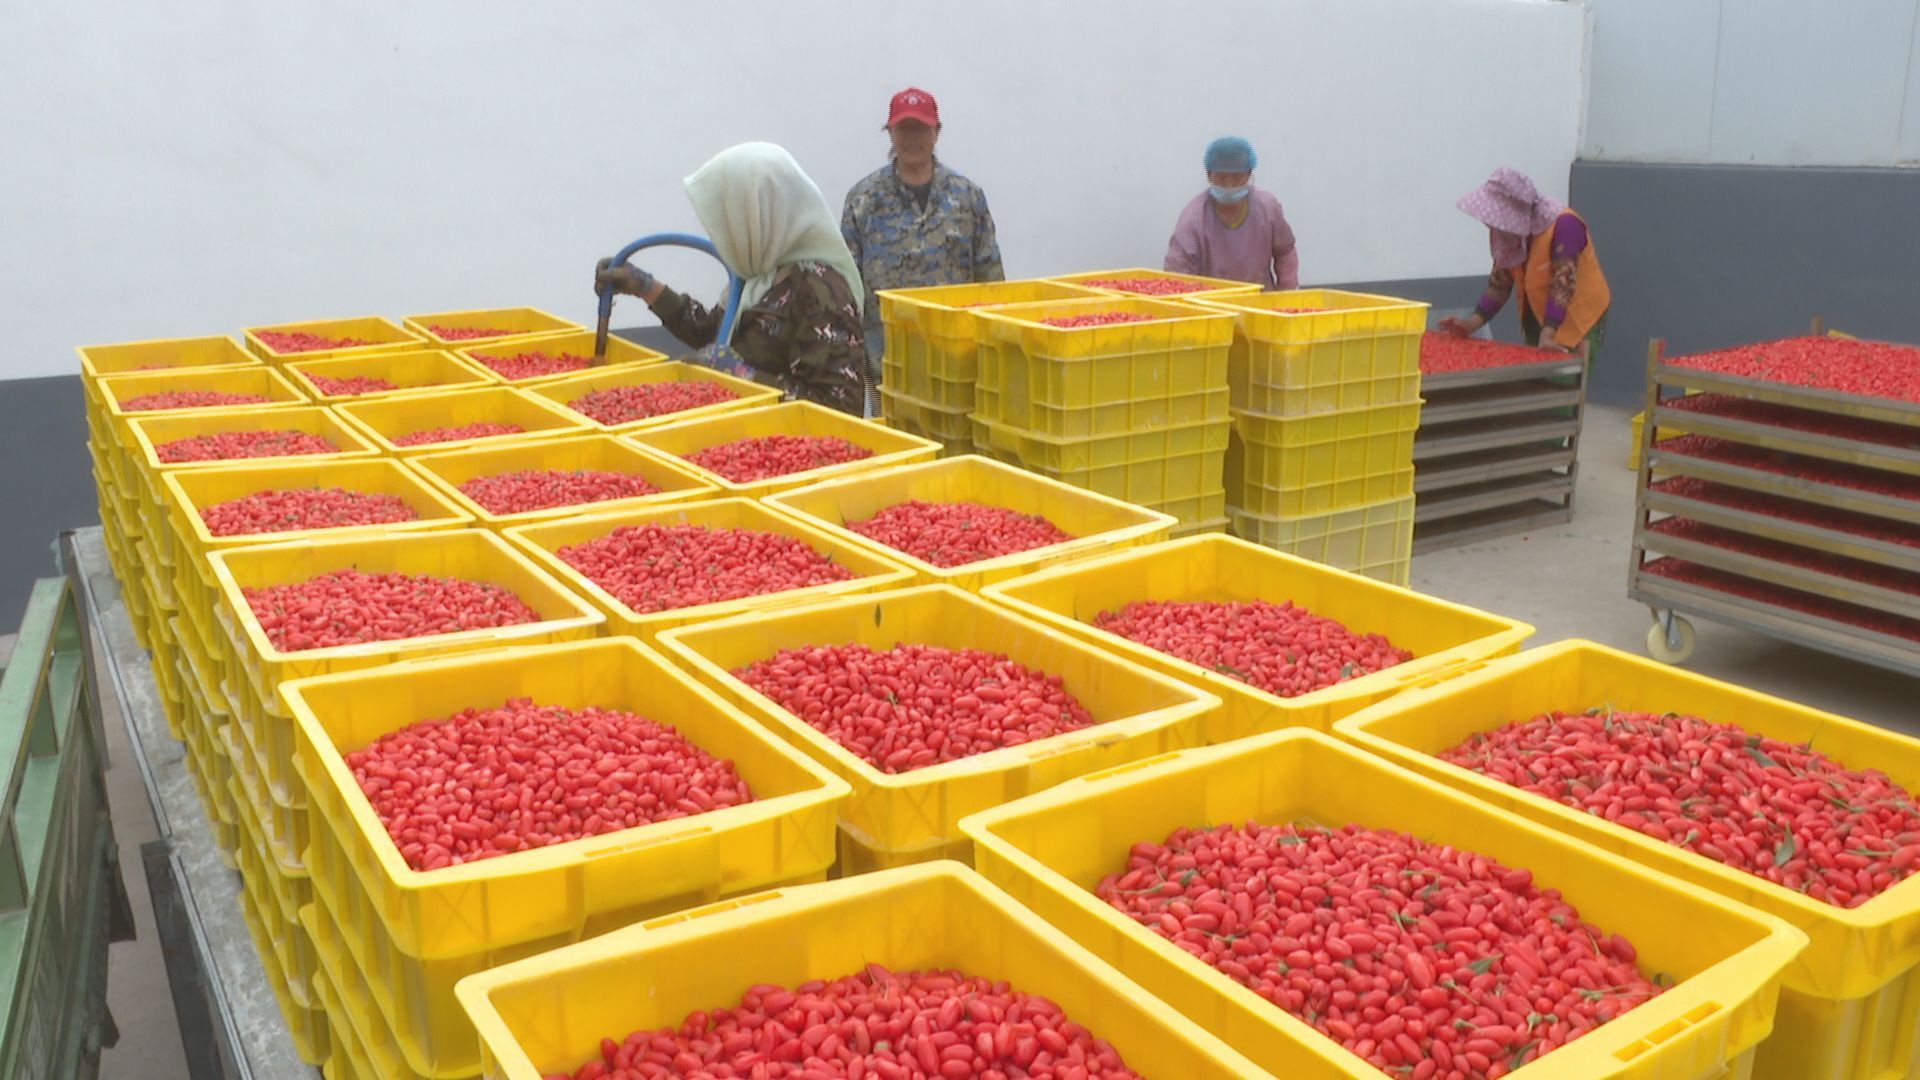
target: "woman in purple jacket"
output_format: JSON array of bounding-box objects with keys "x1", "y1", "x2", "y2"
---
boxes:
[{"x1": 1163, "y1": 136, "x2": 1300, "y2": 290}]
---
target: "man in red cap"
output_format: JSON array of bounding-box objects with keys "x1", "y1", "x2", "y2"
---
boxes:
[{"x1": 841, "y1": 87, "x2": 1004, "y2": 415}]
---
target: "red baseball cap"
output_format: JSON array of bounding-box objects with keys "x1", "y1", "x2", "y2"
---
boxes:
[{"x1": 887, "y1": 87, "x2": 940, "y2": 128}]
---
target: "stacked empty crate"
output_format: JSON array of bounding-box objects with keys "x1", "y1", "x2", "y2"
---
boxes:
[
  {"x1": 1195, "y1": 289, "x2": 1427, "y2": 584},
  {"x1": 876, "y1": 279, "x2": 1106, "y2": 454},
  {"x1": 965, "y1": 274, "x2": 1251, "y2": 537},
  {"x1": 1411, "y1": 332, "x2": 1589, "y2": 551}
]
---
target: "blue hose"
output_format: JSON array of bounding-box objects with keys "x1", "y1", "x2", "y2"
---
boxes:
[{"x1": 594, "y1": 232, "x2": 746, "y2": 358}]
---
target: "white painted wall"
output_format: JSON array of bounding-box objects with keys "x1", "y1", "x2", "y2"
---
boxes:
[
  {"x1": 1584, "y1": 0, "x2": 1920, "y2": 166},
  {"x1": 1, "y1": 0, "x2": 1587, "y2": 381}
]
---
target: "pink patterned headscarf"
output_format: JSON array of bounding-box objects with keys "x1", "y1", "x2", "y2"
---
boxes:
[{"x1": 1458, "y1": 168, "x2": 1565, "y2": 269}]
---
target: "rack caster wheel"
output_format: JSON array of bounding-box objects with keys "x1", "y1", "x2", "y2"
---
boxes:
[{"x1": 1646, "y1": 615, "x2": 1696, "y2": 664}]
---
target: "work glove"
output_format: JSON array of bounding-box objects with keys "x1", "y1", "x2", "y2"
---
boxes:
[{"x1": 594, "y1": 258, "x2": 656, "y2": 298}]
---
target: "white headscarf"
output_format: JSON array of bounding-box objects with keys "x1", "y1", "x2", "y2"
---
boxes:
[{"x1": 684, "y1": 142, "x2": 866, "y2": 321}]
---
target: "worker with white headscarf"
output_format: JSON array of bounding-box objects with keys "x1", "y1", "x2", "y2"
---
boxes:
[
  {"x1": 595, "y1": 142, "x2": 868, "y2": 414},
  {"x1": 1440, "y1": 167, "x2": 1611, "y2": 361}
]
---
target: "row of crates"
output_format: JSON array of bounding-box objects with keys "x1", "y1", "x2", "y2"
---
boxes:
[
  {"x1": 76, "y1": 314, "x2": 928, "y2": 1073},
  {"x1": 83, "y1": 319, "x2": 1920, "y2": 1080},
  {"x1": 878, "y1": 273, "x2": 1428, "y2": 582}
]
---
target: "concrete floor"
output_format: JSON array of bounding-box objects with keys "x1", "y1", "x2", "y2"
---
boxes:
[{"x1": 84, "y1": 402, "x2": 1920, "y2": 1079}]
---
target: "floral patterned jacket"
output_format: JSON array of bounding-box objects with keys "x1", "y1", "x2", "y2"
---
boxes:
[{"x1": 649, "y1": 262, "x2": 867, "y2": 415}]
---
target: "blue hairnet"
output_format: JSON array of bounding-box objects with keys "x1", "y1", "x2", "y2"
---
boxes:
[{"x1": 1204, "y1": 136, "x2": 1256, "y2": 173}]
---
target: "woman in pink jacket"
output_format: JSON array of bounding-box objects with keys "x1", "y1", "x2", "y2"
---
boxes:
[{"x1": 1163, "y1": 136, "x2": 1300, "y2": 290}]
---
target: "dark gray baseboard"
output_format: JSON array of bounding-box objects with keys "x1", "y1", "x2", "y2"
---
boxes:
[
  {"x1": 3, "y1": 375, "x2": 98, "y2": 628},
  {"x1": 1570, "y1": 160, "x2": 1920, "y2": 407}
]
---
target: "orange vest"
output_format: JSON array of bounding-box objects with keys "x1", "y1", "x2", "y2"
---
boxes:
[{"x1": 1516, "y1": 210, "x2": 1610, "y2": 348}]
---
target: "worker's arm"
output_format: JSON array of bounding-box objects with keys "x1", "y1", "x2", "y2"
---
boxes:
[
  {"x1": 1539, "y1": 215, "x2": 1589, "y2": 348},
  {"x1": 1271, "y1": 203, "x2": 1299, "y2": 290},
  {"x1": 1440, "y1": 269, "x2": 1516, "y2": 336},
  {"x1": 839, "y1": 195, "x2": 864, "y2": 268},
  {"x1": 1164, "y1": 199, "x2": 1204, "y2": 275},
  {"x1": 647, "y1": 286, "x2": 722, "y2": 351},
  {"x1": 971, "y1": 187, "x2": 1005, "y2": 283},
  {"x1": 1164, "y1": 226, "x2": 1201, "y2": 276},
  {"x1": 1275, "y1": 247, "x2": 1300, "y2": 290},
  {"x1": 594, "y1": 259, "x2": 706, "y2": 346}
]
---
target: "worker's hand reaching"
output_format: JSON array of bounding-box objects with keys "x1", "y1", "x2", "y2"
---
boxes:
[
  {"x1": 1437, "y1": 314, "x2": 1483, "y2": 338},
  {"x1": 594, "y1": 258, "x2": 657, "y2": 299}
]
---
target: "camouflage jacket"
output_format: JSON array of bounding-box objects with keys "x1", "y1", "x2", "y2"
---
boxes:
[
  {"x1": 840, "y1": 160, "x2": 1005, "y2": 347},
  {"x1": 650, "y1": 262, "x2": 867, "y2": 415}
]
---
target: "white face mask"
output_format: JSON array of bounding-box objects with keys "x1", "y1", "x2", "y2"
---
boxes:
[{"x1": 1209, "y1": 184, "x2": 1251, "y2": 206}]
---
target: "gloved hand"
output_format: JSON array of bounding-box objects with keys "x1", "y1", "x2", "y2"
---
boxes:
[{"x1": 594, "y1": 258, "x2": 656, "y2": 298}]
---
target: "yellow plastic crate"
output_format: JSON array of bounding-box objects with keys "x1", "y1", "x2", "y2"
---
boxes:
[
  {"x1": 402, "y1": 306, "x2": 583, "y2": 348},
  {"x1": 626, "y1": 401, "x2": 940, "y2": 499},
  {"x1": 234, "y1": 860, "x2": 334, "y2": 1066},
  {"x1": 765, "y1": 455, "x2": 1176, "y2": 592},
  {"x1": 125, "y1": 405, "x2": 381, "y2": 491},
  {"x1": 285, "y1": 348, "x2": 495, "y2": 402},
  {"x1": 175, "y1": 559, "x2": 234, "y2": 689},
  {"x1": 973, "y1": 411, "x2": 1229, "y2": 473},
  {"x1": 227, "y1": 709, "x2": 314, "y2": 879},
  {"x1": 1628, "y1": 405, "x2": 1694, "y2": 471},
  {"x1": 1333, "y1": 639, "x2": 1920, "y2": 1080},
  {"x1": 242, "y1": 316, "x2": 424, "y2": 362},
  {"x1": 971, "y1": 414, "x2": 1228, "y2": 514},
  {"x1": 656, "y1": 584, "x2": 1218, "y2": 864},
  {"x1": 973, "y1": 296, "x2": 1237, "y2": 438},
  {"x1": 78, "y1": 333, "x2": 260, "y2": 386},
  {"x1": 456, "y1": 331, "x2": 668, "y2": 386},
  {"x1": 332, "y1": 385, "x2": 591, "y2": 455},
  {"x1": 879, "y1": 384, "x2": 973, "y2": 446},
  {"x1": 876, "y1": 278, "x2": 1109, "y2": 407},
  {"x1": 1046, "y1": 267, "x2": 1264, "y2": 300},
  {"x1": 1231, "y1": 397, "x2": 1423, "y2": 451},
  {"x1": 97, "y1": 363, "x2": 308, "y2": 419},
  {"x1": 230, "y1": 767, "x2": 321, "y2": 1012},
  {"x1": 1227, "y1": 407, "x2": 1418, "y2": 516},
  {"x1": 126, "y1": 406, "x2": 384, "y2": 546},
  {"x1": 453, "y1": 863, "x2": 1266, "y2": 1080},
  {"x1": 96, "y1": 365, "x2": 309, "y2": 454},
  {"x1": 504, "y1": 497, "x2": 916, "y2": 641},
  {"x1": 280, "y1": 638, "x2": 851, "y2": 1075},
  {"x1": 981, "y1": 534, "x2": 1532, "y2": 744},
  {"x1": 402, "y1": 433, "x2": 717, "y2": 530},
  {"x1": 961, "y1": 728, "x2": 1809, "y2": 1080},
  {"x1": 523, "y1": 361, "x2": 781, "y2": 434},
  {"x1": 174, "y1": 607, "x2": 231, "y2": 730},
  {"x1": 303, "y1": 881, "x2": 445, "y2": 1080},
  {"x1": 303, "y1": 925, "x2": 390, "y2": 1080},
  {"x1": 1148, "y1": 490, "x2": 1229, "y2": 526},
  {"x1": 1191, "y1": 288, "x2": 1430, "y2": 416},
  {"x1": 1228, "y1": 492, "x2": 1415, "y2": 586},
  {"x1": 207, "y1": 529, "x2": 603, "y2": 790},
  {"x1": 161, "y1": 458, "x2": 473, "y2": 601},
  {"x1": 1169, "y1": 514, "x2": 1230, "y2": 537}
]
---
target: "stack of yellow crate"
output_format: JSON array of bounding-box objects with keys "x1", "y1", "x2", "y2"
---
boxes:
[
  {"x1": 966, "y1": 294, "x2": 1240, "y2": 536},
  {"x1": 78, "y1": 310, "x2": 952, "y2": 1077},
  {"x1": 874, "y1": 279, "x2": 1105, "y2": 454},
  {"x1": 1192, "y1": 289, "x2": 1428, "y2": 584}
]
